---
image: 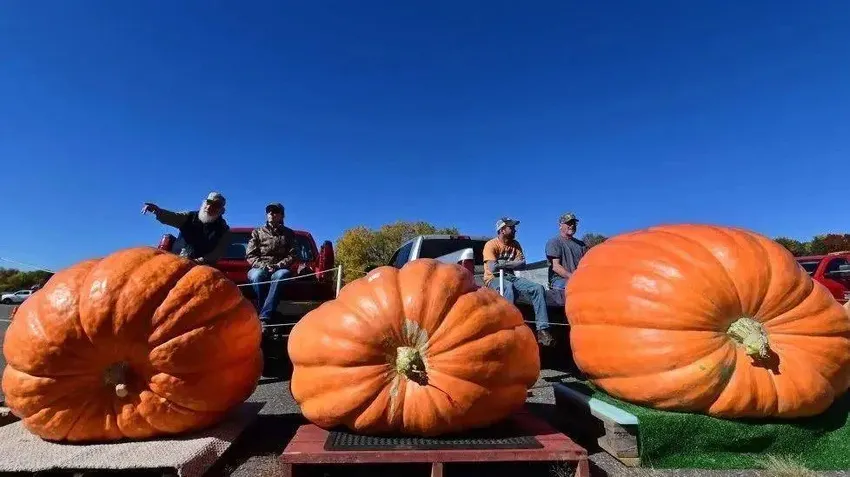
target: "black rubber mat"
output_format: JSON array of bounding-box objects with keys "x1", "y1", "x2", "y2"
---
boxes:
[{"x1": 324, "y1": 420, "x2": 543, "y2": 451}]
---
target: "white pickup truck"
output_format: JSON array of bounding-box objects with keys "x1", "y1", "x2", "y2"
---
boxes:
[{"x1": 383, "y1": 234, "x2": 565, "y2": 308}]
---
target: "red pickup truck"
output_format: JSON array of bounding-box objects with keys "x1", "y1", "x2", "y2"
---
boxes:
[
  {"x1": 158, "y1": 226, "x2": 336, "y2": 302},
  {"x1": 796, "y1": 251, "x2": 850, "y2": 304}
]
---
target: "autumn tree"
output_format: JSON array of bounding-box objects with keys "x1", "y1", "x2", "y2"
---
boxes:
[
  {"x1": 335, "y1": 221, "x2": 460, "y2": 283},
  {"x1": 774, "y1": 234, "x2": 850, "y2": 256}
]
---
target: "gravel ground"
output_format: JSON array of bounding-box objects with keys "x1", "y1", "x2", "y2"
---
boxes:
[{"x1": 1, "y1": 305, "x2": 841, "y2": 476}]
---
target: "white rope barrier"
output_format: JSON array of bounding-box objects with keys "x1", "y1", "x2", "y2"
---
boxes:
[{"x1": 237, "y1": 266, "x2": 340, "y2": 287}]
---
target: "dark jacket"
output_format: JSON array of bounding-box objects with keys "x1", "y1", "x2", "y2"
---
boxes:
[
  {"x1": 246, "y1": 222, "x2": 297, "y2": 269},
  {"x1": 154, "y1": 209, "x2": 230, "y2": 264}
]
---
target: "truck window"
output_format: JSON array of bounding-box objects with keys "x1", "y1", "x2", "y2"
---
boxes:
[
  {"x1": 391, "y1": 242, "x2": 414, "y2": 268},
  {"x1": 798, "y1": 260, "x2": 821, "y2": 276},
  {"x1": 173, "y1": 232, "x2": 315, "y2": 262},
  {"x1": 417, "y1": 239, "x2": 487, "y2": 265},
  {"x1": 826, "y1": 258, "x2": 849, "y2": 274}
]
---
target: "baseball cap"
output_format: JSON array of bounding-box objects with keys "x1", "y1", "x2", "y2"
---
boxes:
[
  {"x1": 265, "y1": 202, "x2": 284, "y2": 214},
  {"x1": 559, "y1": 212, "x2": 579, "y2": 224},
  {"x1": 495, "y1": 217, "x2": 520, "y2": 232},
  {"x1": 205, "y1": 192, "x2": 226, "y2": 206}
]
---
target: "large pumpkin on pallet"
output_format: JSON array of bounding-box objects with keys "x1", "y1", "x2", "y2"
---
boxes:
[
  {"x1": 1, "y1": 247, "x2": 263, "y2": 442},
  {"x1": 566, "y1": 224, "x2": 850, "y2": 419},
  {"x1": 288, "y1": 259, "x2": 540, "y2": 436}
]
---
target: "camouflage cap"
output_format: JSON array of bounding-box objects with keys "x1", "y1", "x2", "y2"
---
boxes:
[
  {"x1": 205, "y1": 191, "x2": 226, "y2": 206},
  {"x1": 559, "y1": 212, "x2": 578, "y2": 224},
  {"x1": 496, "y1": 217, "x2": 520, "y2": 231}
]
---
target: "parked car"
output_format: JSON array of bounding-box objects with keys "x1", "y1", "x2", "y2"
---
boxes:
[
  {"x1": 381, "y1": 234, "x2": 488, "y2": 279},
  {"x1": 1, "y1": 289, "x2": 33, "y2": 305},
  {"x1": 796, "y1": 251, "x2": 850, "y2": 304}
]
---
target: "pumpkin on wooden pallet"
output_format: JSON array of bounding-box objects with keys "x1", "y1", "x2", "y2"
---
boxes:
[
  {"x1": 288, "y1": 258, "x2": 541, "y2": 436},
  {"x1": 1, "y1": 247, "x2": 263, "y2": 442},
  {"x1": 566, "y1": 224, "x2": 850, "y2": 419}
]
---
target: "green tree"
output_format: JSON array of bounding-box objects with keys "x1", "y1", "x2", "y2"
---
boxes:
[
  {"x1": 0, "y1": 268, "x2": 53, "y2": 293},
  {"x1": 808, "y1": 234, "x2": 850, "y2": 255},
  {"x1": 581, "y1": 233, "x2": 608, "y2": 248},
  {"x1": 774, "y1": 237, "x2": 810, "y2": 256},
  {"x1": 336, "y1": 221, "x2": 459, "y2": 283},
  {"x1": 774, "y1": 234, "x2": 850, "y2": 256}
]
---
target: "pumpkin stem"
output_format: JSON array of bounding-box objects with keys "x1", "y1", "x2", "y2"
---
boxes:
[
  {"x1": 104, "y1": 362, "x2": 130, "y2": 398},
  {"x1": 727, "y1": 317, "x2": 771, "y2": 359},
  {"x1": 396, "y1": 346, "x2": 428, "y2": 386}
]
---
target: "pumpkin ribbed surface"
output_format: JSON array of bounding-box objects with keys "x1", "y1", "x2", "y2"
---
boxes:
[
  {"x1": 1, "y1": 247, "x2": 262, "y2": 442},
  {"x1": 288, "y1": 259, "x2": 540, "y2": 436},
  {"x1": 566, "y1": 224, "x2": 850, "y2": 418}
]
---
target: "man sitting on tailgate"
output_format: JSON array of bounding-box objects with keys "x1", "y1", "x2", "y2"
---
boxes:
[
  {"x1": 245, "y1": 202, "x2": 297, "y2": 322},
  {"x1": 483, "y1": 217, "x2": 555, "y2": 347}
]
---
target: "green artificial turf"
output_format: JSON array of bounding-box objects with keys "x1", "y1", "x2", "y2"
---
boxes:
[{"x1": 564, "y1": 380, "x2": 850, "y2": 470}]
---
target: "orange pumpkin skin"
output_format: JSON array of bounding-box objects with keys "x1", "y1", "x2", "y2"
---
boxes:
[
  {"x1": 1, "y1": 247, "x2": 262, "y2": 442},
  {"x1": 566, "y1": 224, "x2": 850, "y2": 419},
  {"x1": 288, "y1": 259, "x2": 541, "y2": 436}
]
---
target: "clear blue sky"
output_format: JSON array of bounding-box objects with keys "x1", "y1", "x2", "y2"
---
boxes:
[{"x1": 2, "y1": 1, "x2": 849, "y2": 271}]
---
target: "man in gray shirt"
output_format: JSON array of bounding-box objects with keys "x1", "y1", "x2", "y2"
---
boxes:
[{"x1": 545, "y1": 212, "x2": 588, "y2": 291}]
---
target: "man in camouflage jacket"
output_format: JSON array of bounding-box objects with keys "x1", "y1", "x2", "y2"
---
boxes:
[{"x1": 245, "y1": 203, "x2": 297, "y2": 321}]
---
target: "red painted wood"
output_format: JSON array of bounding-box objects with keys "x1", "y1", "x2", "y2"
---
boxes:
[{"x1": 279, "y1": 411, "x2": 589, "y2": 471}]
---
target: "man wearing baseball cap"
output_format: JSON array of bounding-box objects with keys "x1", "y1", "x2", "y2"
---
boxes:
[
  {"x1": 245, "y1": 202, "x2": 298, "y2": 322},
  {"x1": 483, "y1": 217, "x2": 555, "y2": 347},
  {"x1": 141, "y1": 191, "x2": 231, "y2": 264},
  {"x1": 545, "y1": 212, "x2": 588, "y2": 292}
]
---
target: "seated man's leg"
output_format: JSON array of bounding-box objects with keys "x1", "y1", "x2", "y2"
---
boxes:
[
  {"x1": 247, "y1": 268, "x2": 271, "y2": 319},
  {"x1": 260, "y1": 268, "x2": 293, "y2": 319},
  {"x1": 511, "y1": 278, "x2": 555, "y2": 346},
  {"x1": 486, "y1": 277, "x2": 516, "y2": 303},
  {"x1": 551, "y1": 277, "x2": 566, "y2": 291}
]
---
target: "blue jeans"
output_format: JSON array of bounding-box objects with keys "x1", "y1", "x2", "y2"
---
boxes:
[
  {"x1": 551, "y1": 277, "x2": 566, "y2": 291},
  {"x1": 487, "y1": 275, "x2": 550, "y2": 331},
  {"x1": 247, "y1": 267, "x2": 292, "y2": 321}
]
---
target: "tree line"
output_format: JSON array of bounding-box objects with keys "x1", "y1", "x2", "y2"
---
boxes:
[
  {"x1": 773, "y1": 234, "x2": 850, "y2": 257},
  {"x1": 0, "y1": 268, "x2": 53, "y2": 293},
  {"x1": 4, "y1": 227, "x2": 840, "y2": 293}
]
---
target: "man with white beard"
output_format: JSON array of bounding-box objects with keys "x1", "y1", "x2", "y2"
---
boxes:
[{"x1": 142, "y1": 192, "x2": 231, "y2": 265}]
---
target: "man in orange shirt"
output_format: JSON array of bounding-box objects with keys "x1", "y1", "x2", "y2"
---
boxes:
[{"x1": 483, "y1": 217, "x2": 555, "y2": 347}]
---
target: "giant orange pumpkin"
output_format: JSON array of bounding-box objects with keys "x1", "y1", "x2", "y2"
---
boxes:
[
  {"x1": 1, "y1": 247, "x2": 262, "y2": 442},
  {"x1": 566, "y1": 224, "x2": 850, "y2": 419},
  {"x1": 288, "y1": 259, "x2": 540, "y2": 436}
]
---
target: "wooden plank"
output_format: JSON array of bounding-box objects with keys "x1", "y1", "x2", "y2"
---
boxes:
[
  {"x1": 553, "y1": 382, "x2": 640, "y2": 467},
  {"x1": 279, "y1": 411, "x2": 590, "y2": 475},
  {"x1": 555, "y1": 383, "x2": 638, "y2": 425}
]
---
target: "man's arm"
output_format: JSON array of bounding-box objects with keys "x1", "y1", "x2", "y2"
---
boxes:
[
  {"x1": 245, "y1": 229, "x2": 271, "y2": 269},
  {"x1": 153, "y1": 208, "x2": 191, "y2": 229},
  {"x1": 546, "y1": 239, "x2": 571, "y2": 279},
  {"x1": 498, "y1": 242, "x2": 526, "y2": 270},
  {"x1": 483, "y1": 241, "x2": 499, "y2": 274},
  {"x1": 200, "y1": 228, "x2": 230, "y2": 265}
]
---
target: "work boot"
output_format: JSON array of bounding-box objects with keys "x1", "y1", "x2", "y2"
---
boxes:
[{"x1": 537, "y1": 329, "x2": 556, "y2": 347}]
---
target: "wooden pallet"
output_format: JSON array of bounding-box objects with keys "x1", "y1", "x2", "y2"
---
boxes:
[
  {"x1": 279, "y1": 410, "x2": 590, "y2": 477},
  {"x1": 553, "y1": 382, "x2": 640, "y2": 467}
]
